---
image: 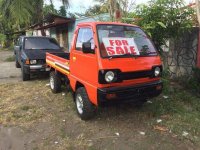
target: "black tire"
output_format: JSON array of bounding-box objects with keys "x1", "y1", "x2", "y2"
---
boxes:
[
  {"x1": 75, "y1": 87, "x2": 97, "y2": 120},
  {"x1": 15, "y1": 58, "x2": 21, "y2": 68},
  {"x1": 49, "y1": 71, "x2": 61, "y2": 93},
  {"x1": 21, "y1": 66, "x2": 30, "y2": 81}
]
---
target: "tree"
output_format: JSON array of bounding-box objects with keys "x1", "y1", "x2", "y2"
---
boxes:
[
  {"x1": 0, "y1": 0, "x2": 70, "y2": 30},
  {"x1": 59, "y1": 6, "x2": 67, "y2": 17},
  {"x1": 0, "y1": 0, "x2": 34, "y2": 30},
  {"x1": 94, "y1": 0, "x2": 135, "y2": 21},
  {"x1": 85, "y1": 4, "x2": 108, "y2": 16},
  {"x1": 0, "y1": 0, "x2": 70, "y2": 46},
  {"x1": 132, "y1": 0, "x2": 194, "y2": 51},
  {"x1": 43, "y1": 4, "x2": 58, "y2": 16}
]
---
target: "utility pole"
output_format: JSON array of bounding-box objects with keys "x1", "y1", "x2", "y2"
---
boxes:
[
  {"x1": 196, "y1": 0, "x2": 200, "y2": 26},
  {"x1": 195, "y1": 0, "x2": 200, "y2": 68}
]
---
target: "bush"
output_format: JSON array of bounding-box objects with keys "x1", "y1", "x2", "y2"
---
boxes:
[{"x1": 189, "y1": 68, "x2": 200, "y2": 94}]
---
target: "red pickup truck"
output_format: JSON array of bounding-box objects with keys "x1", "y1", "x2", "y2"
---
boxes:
[{"x1": 46, "y1": 22, "x2": 163, "y2": 120}]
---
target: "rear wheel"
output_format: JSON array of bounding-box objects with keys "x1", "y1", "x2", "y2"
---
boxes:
[
  {"x1": 15, "y1": 57, "x2": 21, "y2": 68},
  {"x1": 50, "y1": 71, "x2": 61, "y2": 93},
  {"x1": 75, "y1": 87, "x2": 96, "y2": 120},
  {"x1": 21, "y1": 66, "x2": 30, "y2": 81}
]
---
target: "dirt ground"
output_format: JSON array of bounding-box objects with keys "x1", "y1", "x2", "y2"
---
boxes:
[
  {"x1": 0, "y1": 50, "x2": 199, "y2": 150},
  {"x1": 0, "y1": 50, "x2": 21, "y2": 83}
]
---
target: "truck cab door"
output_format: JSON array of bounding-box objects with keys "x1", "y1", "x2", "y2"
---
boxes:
[{"x1": 70, "y1": 27, "x2": 98, "y2": 94}]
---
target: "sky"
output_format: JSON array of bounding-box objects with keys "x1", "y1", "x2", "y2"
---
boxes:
[{"x1": 46, "y1": 0, "x2": 195, "y2": 13}]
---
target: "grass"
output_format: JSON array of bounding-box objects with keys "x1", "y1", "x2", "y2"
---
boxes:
[
  {"x1": 142, "y1": 77, "x2": 200, "y2": 143},
  {"x1": 4, "y1": 55, "x2": 15, "y2": 62},
  {"x1": 0, "y1": 78, "x2": 200, "y2": 148},
  {"x1": 0, "y1": 47, "x2": 14, "y2": 51}
]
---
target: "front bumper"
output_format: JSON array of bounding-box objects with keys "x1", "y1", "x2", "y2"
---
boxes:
[
  {"x1": 97, "y1": 80, "x2": 163, "y2": 105},
  {"x1": 23, "y1": 64, "x2": 50, "y2": 74}
]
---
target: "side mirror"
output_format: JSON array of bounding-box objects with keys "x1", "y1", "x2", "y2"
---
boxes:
[
  {"x1": 82, "y1": 42, "x2": 94, "y2": 54},
  {"x1": 14, "y1": 45, "x2": 21, "y2": 51}
]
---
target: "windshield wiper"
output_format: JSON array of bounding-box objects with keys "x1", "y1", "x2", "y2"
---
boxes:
[
  {"x1": 121, "y1": 53, "x2": 140, "y2": 58},
  {"x1": 108, "y1": 53, "x2": 139, "y2": 60},
  {"x1": 139, "y1": 51, "x2": 157, "y2": 56}
]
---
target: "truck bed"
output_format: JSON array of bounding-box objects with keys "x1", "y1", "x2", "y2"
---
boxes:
[
  {"x1": 46, "y1": 52, "x2": 70, "y2": 75},
  {"x1": 47, "y1": 52, "x2": 70, "y2": 60}
]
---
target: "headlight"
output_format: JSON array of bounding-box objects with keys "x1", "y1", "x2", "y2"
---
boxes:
[
  {"x1": 30, "y1": 60, "x2": 37, "y2": 64},
  {"x1": 105, "y1": 71, "x2": 115, "y2": 83},
  {"x1": 154, "y1": 67, "x2": 161, "y2": 77}
]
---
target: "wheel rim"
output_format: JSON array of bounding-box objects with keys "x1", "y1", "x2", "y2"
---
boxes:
[
  {"x1": 50, "y1": 76, "x2": 54, "y2": 90},
  {"x1": 76, "y1": 94, "x2": 83, "y2": 114}
]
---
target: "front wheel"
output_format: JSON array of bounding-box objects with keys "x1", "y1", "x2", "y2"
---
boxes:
[
  {"x1": 21, "y1": 66, "x2": 30, "y2": 81},
  {"x1": 75, "y1": 87, "x2": 97, "y2": 120}
]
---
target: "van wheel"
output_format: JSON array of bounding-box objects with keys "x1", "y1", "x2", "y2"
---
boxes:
[
  {"x1": 15, "y1": 59, "x2": 21, "y2": 68},
  {"x1": 75, "y1": 87, "x2": 96, "y2": 120},
  {"x1": 22, "y1": 66, "x2": 30, "y2": 81},
  {"x1": 50, "y1": 71, "x2": 61, "y2": 93},
  {"x1": 21, "y1": 66, "x2": 30, "y2": 81}
]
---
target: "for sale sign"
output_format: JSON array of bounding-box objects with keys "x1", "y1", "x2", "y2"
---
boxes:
[{"x1": 102, "y1": 37, "x2": 140, "y2": 56}]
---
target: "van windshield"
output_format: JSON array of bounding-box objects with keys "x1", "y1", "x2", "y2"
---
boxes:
[
  {"x1": 24, "y1": 37, "x2": 60, "y2": 50},
  {"x1": 97, "y1": 25, "x2": 157, "y2": 58}
]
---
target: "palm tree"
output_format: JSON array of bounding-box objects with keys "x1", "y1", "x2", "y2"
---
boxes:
[
  {"x1": 95, "y1": 0, "x2": 120, "y2": 21},
  {"x1": 0, "y1": 0, "x2": 34, "y2": 30},
  {"x1": 60, "y1": 0, "x2": 70, "y2": 8},
  {"x1": 0, "y1": 0, "x2": 70, "y2": 31}
]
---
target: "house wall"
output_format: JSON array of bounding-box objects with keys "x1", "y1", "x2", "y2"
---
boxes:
[
  {"x1": 163, "y1": 28, "x2": 199, "y2": 78},
  {"x1": 30, "y1": 29, "x2": 50, "y2": 36},
  {"x1": 49, "y1": 25, "x2": 68, "y2": 51},
  {"x1": 50, "y1": 28, "x2": 57, "y2": 38}
]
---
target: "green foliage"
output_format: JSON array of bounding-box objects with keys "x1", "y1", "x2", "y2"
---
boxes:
[
  {"x1": 143, "y1": 77, "x2": 200, "y2": 141},
  {"x1": 0, "y1": 0, "x2": 69, "y2": 47},
  {"x1": 187, "y1": 68, "x2": 200, "y2": 94},
  {"x1": 58, "y1": 6, "x2": 67, "y2": 17},
  {"x1": 0, "y1": 0, "x2": 69, "y2": 33},
  {"x1": 43, "y1": 4, "x2": 58, "y2": 16},
  {"x1": 85, "y1": 4, "x2": 108, "y2": 16},
  {"x1": 173, "y1": 68, "x2": 200, "y2": 94},
  {"x1": 5, "y1": 55, "x2": 15, "y2": 62},
  {"x1": 0, "y1": 33, "x2": 6, "y2": 44},
  {"x1": 193, "y1": 67, "x2": 200, "y2": 82},
  {"x1": 131, "y1": 0, "x2": 194, "y2": 51}
]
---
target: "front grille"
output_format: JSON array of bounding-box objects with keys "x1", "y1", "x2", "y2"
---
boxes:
[
  {"x1": 119, "y1": 70, "x2": 153, "y2": 80},
  {"x1": 116, "y1": 85, "x2": 157, "y2": 100},
  {"x1": 37, "y1": 59, "x2": 45, "y2": 65}
]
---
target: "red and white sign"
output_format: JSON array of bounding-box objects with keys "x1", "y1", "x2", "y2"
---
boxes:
[{"x1": 102, "y1": 37, "x2": 140, "y2": 56}]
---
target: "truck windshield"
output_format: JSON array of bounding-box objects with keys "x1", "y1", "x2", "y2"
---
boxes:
[
  {"x1": 24, "y1": 37, "x2": 60, "y2": 50},
  {"x1": 97, "y1": 25, "x2": 157, "y2": 58}
]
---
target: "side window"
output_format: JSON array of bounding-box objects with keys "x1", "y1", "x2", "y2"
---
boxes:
[{"x1": 76, "y1": 28, "x2": 94, "y2": 50}]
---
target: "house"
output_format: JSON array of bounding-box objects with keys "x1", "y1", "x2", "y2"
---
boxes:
[{"x1": 28, "y1": 13, "x2": 110, "y2": 51}]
